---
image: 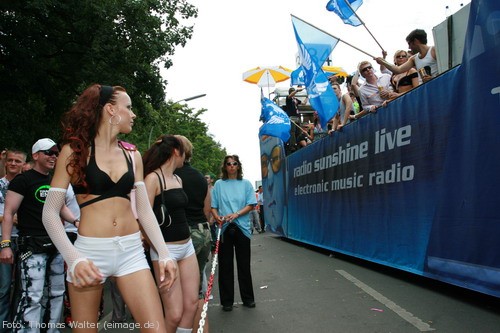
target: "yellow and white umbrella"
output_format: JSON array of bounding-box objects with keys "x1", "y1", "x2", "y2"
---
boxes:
[
  {"x1": 322, "y1": 66, "x2": 348, "y2": 77},
  {"x1": 242, "y1": 66, "x2": 292, "y2": 90}
]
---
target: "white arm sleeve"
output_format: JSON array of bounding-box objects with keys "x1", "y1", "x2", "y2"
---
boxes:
[
  {"x1": 42, "y1": 188, "x2": 87, "y2": 273},
  {"x1": 134, "y1": 181, "x2": 172, "y2": 262}
]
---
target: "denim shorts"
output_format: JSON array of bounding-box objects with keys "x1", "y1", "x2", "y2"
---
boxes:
[
  {"x1": 149, "y1": 238, "x2": 195, "y2": 262},
  {"x1": 67, "y1": 231, "x2": 149, "y2": 283}
]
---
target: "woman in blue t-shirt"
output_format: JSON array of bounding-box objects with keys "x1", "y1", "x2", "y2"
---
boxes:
[{"x1": 210, "y1": 154, "x2": 257, "y2": 312}]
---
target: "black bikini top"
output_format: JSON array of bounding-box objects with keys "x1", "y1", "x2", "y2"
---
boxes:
[
  {"x1": 73, "y1": 141, "x2": 135, "y2": 209},
  {"x1": 396, "y1": 72, "x2": 418, "y2": 88}
]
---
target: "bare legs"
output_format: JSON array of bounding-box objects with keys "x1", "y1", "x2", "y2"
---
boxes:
[
  {"x1": 153, "y1": 254, "x2": 199, "y2": 333},
  {"x1": 68, "y1": 269, "x2": 166, "y2": 333}
]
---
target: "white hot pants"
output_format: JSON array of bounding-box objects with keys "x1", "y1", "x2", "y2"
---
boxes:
[
  {"x1": 67, "y1": 231, "x2": 150, "y2": 283},
  {"x1": 150, "y1": 238, "x2": 195, "y2": 262}
]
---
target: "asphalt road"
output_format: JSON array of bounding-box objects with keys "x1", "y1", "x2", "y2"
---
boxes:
[
  {"x1": 206, "y1": 233, "x2": 500, "y2": 333},
  {"x1": 63, "y1": 232, "x2": 500, "y2": 332}
]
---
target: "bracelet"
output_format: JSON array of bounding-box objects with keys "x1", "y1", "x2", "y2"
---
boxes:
[
  {"x1": 1, "y1": 241, "x2": 12, "y2": 249},
  {"x1": 235, "y1": 211, "x2": 240, "y2": 216},
  {"x1": 1, "y1": 239, "x2": 11, "y2": 243}
]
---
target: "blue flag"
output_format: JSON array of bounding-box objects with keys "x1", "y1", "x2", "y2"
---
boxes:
[
  {"x1": 259, "y1": 97, "x2": 291, "y2": 143},
  {"x1": 291, "y1": 15, "x2": 339, "y2": 129},
  {"x1": 290, "y1": 67, "x2": 306, "y2": 86},
  {"x1": 326, "y1": 0, "x2": 363, "y2": 27}
]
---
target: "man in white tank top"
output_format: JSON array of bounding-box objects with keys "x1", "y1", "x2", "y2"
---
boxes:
[{"x1": 375, "y1": 29, "x2": 438, "y2": 82}]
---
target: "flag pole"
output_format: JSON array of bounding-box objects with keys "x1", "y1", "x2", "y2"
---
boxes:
[
  {"x1": 343, "y1": 0, "x2": 385, "y2": 52},
  {"x1": 290, "y1": 119, "x2": 313, "y2": 141},
  {"x1": 291, "y1": 14, "x2": 377, "y2": 59},
  {"x1": 266, "y1": 71, "x2": 271, "y2": 98}
]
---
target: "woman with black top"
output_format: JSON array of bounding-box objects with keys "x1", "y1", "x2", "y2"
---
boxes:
[
  {"x1": 390, "y1": 50, "x2": 420, "y2": 94},
  {"x1": 143, "y1": 135, "x2": 199, "y2": 333},
  {"x1": 42, "y1": 84, "x2": 177, "y2": 332}
]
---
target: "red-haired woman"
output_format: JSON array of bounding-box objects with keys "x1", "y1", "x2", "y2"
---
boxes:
[{"x1": 42, "y1": 84, "x2": 177, "y2": 332}]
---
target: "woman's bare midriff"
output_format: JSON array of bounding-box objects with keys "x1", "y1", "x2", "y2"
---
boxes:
[{"x1": 76, "y1": 195, "x2": 140, "y2": 237}]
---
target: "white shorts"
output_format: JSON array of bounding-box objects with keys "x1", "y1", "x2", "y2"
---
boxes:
[
  {"x1": 67, "y1": 231, "x2": 150, "y2": 283},
  {"x1": 150, "y1": 239, "x2": 195, "y2": 262}
]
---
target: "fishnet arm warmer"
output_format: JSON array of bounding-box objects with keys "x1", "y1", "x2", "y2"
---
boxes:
[
  {"x1": 134, "y1": 182, "x2": 171, "y2": 262},
  {"x1": 42, "y1": 188, "x2": 87, "y2": 273}
]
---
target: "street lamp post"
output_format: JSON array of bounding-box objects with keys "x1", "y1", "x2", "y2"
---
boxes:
[
  {"x1": 174, "y1": 93, "x2": 206, "y2": 103},
  {"x1": 148, "y1": 94, "x2": 207, "y2": 146}
]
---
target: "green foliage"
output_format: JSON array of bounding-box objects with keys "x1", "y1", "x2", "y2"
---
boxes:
[
  {"x1": 124, "y1": 102, "x2": 227, "y2": 178},
  {"x1": 0, "y1": 0, "x2": 198, "y2": 148},
  {"x1": 0, "y1": 0, "x2": 226, "y2": 173}
]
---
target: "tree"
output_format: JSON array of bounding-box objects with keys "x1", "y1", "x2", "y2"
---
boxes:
[
  {"x1": 125, "y1": 102, "x2": 227, "y2": 178},
  {"x1": 0, "y1": 0, "x2": 197, "y2": 149}
]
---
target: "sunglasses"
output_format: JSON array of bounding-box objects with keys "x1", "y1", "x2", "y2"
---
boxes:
[
  {"x1": 396, "y1": 55, "x2": 408, "y2": 59},
  {"x1": 226, "y1": 162, "x2": 239, "y2": 166},
  {"x1": 261, "y1": 145, "x2": 282, "y2": 178},
  {"x1": 40, "y1": 150, "x2": 59, "y2": 157},
  {"x1": 361, "y1": 66, "x2": 373, "y2": 73}
]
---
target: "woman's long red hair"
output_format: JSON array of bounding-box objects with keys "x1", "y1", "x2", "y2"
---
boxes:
[{"x1": 60, "y1": 84, "x2": 125, "y2": 189}]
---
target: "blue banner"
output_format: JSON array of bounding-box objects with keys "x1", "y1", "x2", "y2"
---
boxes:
[{"x1": 262, "y1": 0, "x2": 500, "y2": 297}]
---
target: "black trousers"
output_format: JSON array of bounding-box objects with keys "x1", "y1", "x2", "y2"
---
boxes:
[
  {"x1": 258, "y1": 205, "x2": 265, "y2": 230},
  {"x1": 218, "y1": 224, "x2": 255, "y2": 306}
]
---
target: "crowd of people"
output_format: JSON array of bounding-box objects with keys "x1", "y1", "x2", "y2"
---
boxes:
[
  {"x1": 0, "y1": 24, "x2": 434, "y2": 333},
  {"x1": 0, "y1": 84, "x2": 266, "y2": 332},
  {"x1": 284, "y1": 28, "x2": 438, "y2": 154}
]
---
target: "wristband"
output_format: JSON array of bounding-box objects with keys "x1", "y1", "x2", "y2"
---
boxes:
[
  {"x1": 70, "y1": 258, "x2": 89, "y2": 275},
  {"x1": 160, "y1": 257, "x2": 175, "y2": 265},
  {"x1": 1, "y1": 241, "x2": 12, "y2": 249}
]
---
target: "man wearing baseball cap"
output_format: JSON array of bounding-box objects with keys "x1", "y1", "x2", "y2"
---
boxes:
[{"x1": 1, "y1": 138, "x2": 77, "y2": 331}]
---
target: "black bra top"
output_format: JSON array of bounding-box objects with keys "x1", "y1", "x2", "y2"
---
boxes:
[
  {"x1": 152, "y1": 171, "x2": 190, "y2": 242},
  {"x1": 397, "y1": 72, "x2": 419, "y2": 87},
  {"x1": 73, "y1": 142, "x2": 135, "y2": 208}
]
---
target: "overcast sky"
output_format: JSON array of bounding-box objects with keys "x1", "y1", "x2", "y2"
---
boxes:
[{"x1": 162, "y1": 0, "x2": 470, "y2": 186}]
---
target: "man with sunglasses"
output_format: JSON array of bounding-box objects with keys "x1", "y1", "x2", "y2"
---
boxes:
[
  {"x1": 1, "y1": 138, "x2": 77, "y2": 331},
  {"x1": 352, "y1": 61, "x2": 395, "y2": 120}
]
